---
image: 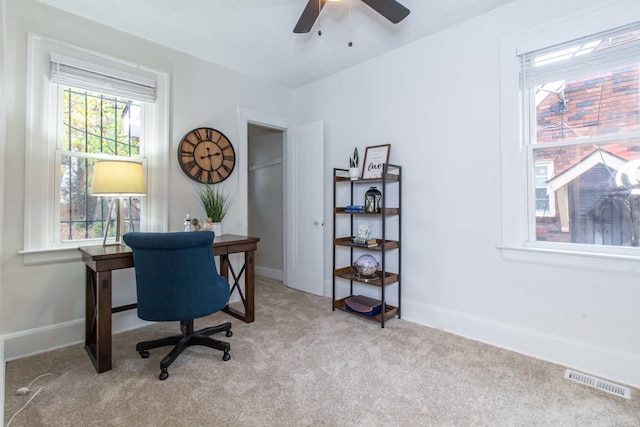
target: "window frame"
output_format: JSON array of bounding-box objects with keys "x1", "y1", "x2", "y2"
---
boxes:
[
  {"x1": 499, "y1": 7, "x2": 640, "y2": 274},
  {"x1": 21, "y1": 34, "x2": 169, "y2": 264}
]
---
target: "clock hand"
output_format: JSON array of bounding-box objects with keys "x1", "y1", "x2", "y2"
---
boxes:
[{"x1": 200, "y1": 149, "x2": 221, "y2": 160}]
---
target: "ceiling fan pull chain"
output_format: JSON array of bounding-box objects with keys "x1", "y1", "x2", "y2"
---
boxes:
[
  {"x1": 348, "y1": 0, "x2": 353, "y2": 47},
  {"x1": 318, "y1": 0, "x2": 323, "y2": 36}
]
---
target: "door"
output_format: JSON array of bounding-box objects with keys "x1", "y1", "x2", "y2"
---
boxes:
[{"x1": 284, "y1": 121, "x2": 324, "y2": 296}]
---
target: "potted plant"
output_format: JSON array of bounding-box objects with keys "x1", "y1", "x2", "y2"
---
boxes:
[
  {"x1": 195, "y1": 185, "x2": 231, "y2": 236},
  {"x1": 349, "y1": 147, "x2": 360, "y2": 180}
]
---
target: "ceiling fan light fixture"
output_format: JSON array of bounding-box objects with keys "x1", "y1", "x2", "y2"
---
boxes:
[{"x1": 293, "y1": 0, "x2": 409, "y2": 34}]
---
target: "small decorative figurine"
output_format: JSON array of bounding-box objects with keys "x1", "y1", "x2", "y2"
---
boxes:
[
  {"x1": 184, "y1": 214, "x2": 192, "y2": 232},
  {"x1": 357, "y1": 223, "x2": 371, "y2": 239}
]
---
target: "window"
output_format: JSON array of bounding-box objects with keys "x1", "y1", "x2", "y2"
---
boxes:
[
  {"x1": 521, "y1": 23, "x2": 640, "y2": 248},
  {"x1": 22, "y1": 34, "x2": 169, "y2": 263},
  {"x1": 500, "y1": 7, "x2": 640, "y2": 271},
  {"x1": 57, "y1": 87, "x2": 143, "y2": 242}
]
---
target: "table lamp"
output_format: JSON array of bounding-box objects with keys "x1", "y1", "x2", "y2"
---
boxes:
[{"x1": 91, "y1": 160, "x2": 146, "y2": 246}]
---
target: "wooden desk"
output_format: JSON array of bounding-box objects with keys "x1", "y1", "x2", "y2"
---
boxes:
[{"x1": 79, "y1": 234, "x2": 259, "y2": 373}]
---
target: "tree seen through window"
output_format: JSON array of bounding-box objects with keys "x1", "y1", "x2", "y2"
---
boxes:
[{"x1": 59, "y1": 87, "x2": 142, "y2": 241}]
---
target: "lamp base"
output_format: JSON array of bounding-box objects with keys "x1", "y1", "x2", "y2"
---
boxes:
[{"x1": 102, "y1": 197, "x2": 127, "y2": 247}]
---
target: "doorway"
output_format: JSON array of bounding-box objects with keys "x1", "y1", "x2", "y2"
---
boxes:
[
  {"x1": 238, "y1": 108, "x2": 325, "y2": 296},
  {"x1": 248, "y1": 124, "x2": 284, "y2": 281}
]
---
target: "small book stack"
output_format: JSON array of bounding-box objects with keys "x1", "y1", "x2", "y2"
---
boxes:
[
  {"x1": 344, "y1": 205, "x2": 365, "y2": 213},
  {"x1": 350, "y1": 237, "x2": 378, "y2": 247}
]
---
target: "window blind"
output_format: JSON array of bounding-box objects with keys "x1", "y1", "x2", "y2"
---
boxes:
[
  {"x1": 49, "y1": 53, "x2": 156, "y2": 102},
  {"x1": 520, "y1": 22, "x2": 640, "y2": 89}
]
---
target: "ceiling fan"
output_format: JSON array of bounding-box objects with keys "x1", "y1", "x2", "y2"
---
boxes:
[{"x1": 293, "y1": 0, "x2": 410, "y2": 34}]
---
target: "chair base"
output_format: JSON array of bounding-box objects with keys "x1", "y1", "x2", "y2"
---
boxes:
[{"x1": 136, "y1": 320, "x2": 232, "y2": 380}]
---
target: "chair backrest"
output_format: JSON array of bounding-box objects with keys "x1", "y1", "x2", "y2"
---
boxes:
[{"x1": 122, "y1": 231, "x2": 230, "y2": 322}]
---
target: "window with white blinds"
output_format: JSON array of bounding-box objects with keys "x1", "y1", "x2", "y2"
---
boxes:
[
  {"x1": 49, "y1": 53, "x2": 156, "y2": 103},
  {"x1": 520, "y1": 22, "x2": 640, "y2": 89},
  {"x1": 22, "y1": 34, "x2": 169, "y2": 263},
  {"x1": 518, "y1": 21, "x2": 640, "y2": 250}
]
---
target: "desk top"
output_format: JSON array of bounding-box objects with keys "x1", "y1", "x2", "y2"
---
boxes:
[{"x1": 79, "y1": 234, "x2": 260, "y2": 261}]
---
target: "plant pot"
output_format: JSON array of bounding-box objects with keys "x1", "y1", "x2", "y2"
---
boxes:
[
  {"x1": 211, "y1": 222, "x2": 223, "y2": 237},
  {"x1": 349, "y1": 167, "x2": 360, "y2": 180}
]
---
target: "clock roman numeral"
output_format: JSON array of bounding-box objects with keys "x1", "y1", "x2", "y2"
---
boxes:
[
  {"x1": 221, "y1": 163, "x2": 232, "y2": 175},
  {"x1": 223, "y1": 155, "x2": 235, "y2": 161},
  {"x1": 182, "y1": 138, "x2": 196, "y2": 149},
  {"x1": 183, "y1": 160, "x2": 197, "y2": 171},
  {"x1": 193, "y1": 129, "x2": 205, "y2": 144},
  {"x1": 192, "y1": 167, "x2": 204, "y2": 181}
]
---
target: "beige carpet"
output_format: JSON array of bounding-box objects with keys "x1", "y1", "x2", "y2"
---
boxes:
[{"x1": 4, "y1": 276, "x2": 639, "y2": 426}]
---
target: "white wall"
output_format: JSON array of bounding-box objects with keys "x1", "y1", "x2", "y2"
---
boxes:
[
  {"x1": 293, "y1": 0, "x2": 640, "y2": 388},
  {"x1": 1, "y1": 0, "x2": 293, "y2": 356}
]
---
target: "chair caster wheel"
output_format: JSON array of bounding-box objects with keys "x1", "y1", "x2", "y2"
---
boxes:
[
  {"x1": 222, "y1": 351, "x2": 231, "y2": 362},
  {"x1": 226, "y1": 330, "x2": 233, "y2": 337},
  {"x1": 139, "y1": 350, "x2": 150, "y2": 359},
  {"x1": 159, "y1": 369, "x2": 169, "y2": 380}
]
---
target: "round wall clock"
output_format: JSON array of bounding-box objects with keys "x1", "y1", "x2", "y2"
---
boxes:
[{"x1": 177, "y1": 127, "x2": 236, "y2": 184}]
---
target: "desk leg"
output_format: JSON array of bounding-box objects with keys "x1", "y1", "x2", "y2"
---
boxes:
[
  {"x1": 221, "y1": 250, "x2": 255, "y2": 323},
  {"x1": 85, "y1": 267, "x2": 112, "y2": 373},
  {"x1": 244, "y1": 249, "x2": 255, "y2": 323}
]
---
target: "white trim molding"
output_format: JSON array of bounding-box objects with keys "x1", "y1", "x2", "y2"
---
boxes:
[
  {"x1": 2, "y1": 311, "x2": 150, "y2": 362},
  {"x1": 403, "y1": 298, "x2": 640, "y2": 390}
]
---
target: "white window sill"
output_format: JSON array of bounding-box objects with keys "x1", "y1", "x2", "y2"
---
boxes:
[
  {"x1": 19, "y1": 241, "x2": 104, "y2": 265},
  {"x1": 498, "y1": 245, "x2": 640, "y2": 275}
]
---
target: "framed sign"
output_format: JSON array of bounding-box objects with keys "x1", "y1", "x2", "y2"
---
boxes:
[{"x1": 361, "y1": 144, "x2": 391, "y2": 179}]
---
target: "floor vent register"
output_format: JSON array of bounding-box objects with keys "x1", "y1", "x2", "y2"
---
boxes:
[{"x1": 564, "y1": 369, "x2": 631, "y2": 399}]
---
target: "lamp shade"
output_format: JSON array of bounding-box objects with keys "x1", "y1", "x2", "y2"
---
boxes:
[{"x1": 91, "y1": 160, "x2": 146, "y2": 196}]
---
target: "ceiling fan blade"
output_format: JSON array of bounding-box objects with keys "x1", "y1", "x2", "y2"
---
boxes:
[
  {"x1": 360, "y1": 0, "x2": 410, "y2": 24},
  {"x1": 294, "y1": 0, "x2": 328, "y2": 33}
]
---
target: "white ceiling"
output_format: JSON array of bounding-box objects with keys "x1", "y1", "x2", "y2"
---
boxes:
[{"x1": 36, "y1": 0, "x2": 518, "y2": 88}]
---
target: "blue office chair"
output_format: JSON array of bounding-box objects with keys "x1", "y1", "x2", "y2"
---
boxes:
[{"x1": 122, "y1": 231, "x2": 232, "y2": 380}]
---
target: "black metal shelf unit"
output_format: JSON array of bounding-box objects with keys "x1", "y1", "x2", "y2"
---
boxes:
[{"x1": 332, "y1": 164, "x2": 402, "y2": 327}]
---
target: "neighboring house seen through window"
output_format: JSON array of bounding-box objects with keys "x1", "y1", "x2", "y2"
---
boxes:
[{"x1": 534, "y1": 161, "x2": 555, "y2": 217}]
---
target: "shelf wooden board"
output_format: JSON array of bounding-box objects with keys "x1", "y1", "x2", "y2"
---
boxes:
[
  {"x1": 333, "y1": 297, "x2": 398, "y2": 323},
  {"x1": 335, "y1": 207, "x2": 399, "y2": 216},
  {"x1": 334, "y1": 266, "x2": 399, "y2": 286},
  {"x1": 334, "y1": 174, "x2": 400, "y2": 183},
  {"x1": 334, "y1": 237, "x2": 400, "y2": 251}
]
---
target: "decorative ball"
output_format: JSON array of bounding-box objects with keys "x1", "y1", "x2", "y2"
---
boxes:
[{"x1": 354, "y1": 254, "x2": 379, "y2": 276}]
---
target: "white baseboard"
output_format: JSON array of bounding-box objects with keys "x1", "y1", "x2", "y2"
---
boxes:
[
  {"x1": 3, "y1": 311, "x2": 150, "y2": 362},
  {"x1": 255, "y1": 266, "x2": 283, "y2": 281},
  {"x1": 402, "y1": 299, "x2": 640, "y2": 390}
]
